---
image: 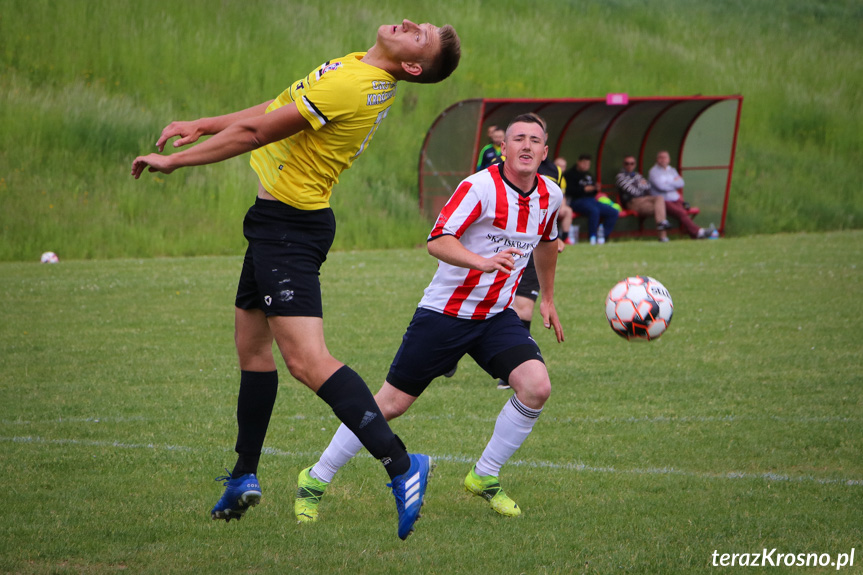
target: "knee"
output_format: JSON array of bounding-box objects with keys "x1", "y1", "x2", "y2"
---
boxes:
[
  {"x1": 512, "y1": 298, "x2": 535, "y2": 321},
  {"x1": 235, "y1": 332, "x2": 276, "y2": 372},
  {"x1": 275, "y1": 340, "x2": 341, "y2": 388},
  {"x1": 235, "y1": 308, "x2": 278, "y2": 370},
  {"x1": 519, "y1": 379, "x2": 551, "y2": 410},
  {"x1": 374, "y1": 384, "x2": 414, "y2": 420},
  {"x1": 531, "y1": 378, "x2": 552, "y2": 405},
  {"x1": 510, "y1": 363, "x2": 552, "y2": 408},
  {"x1": 378, "y1": 401, "x2": 408, "y2": 421},
  {"x1": 282, "y1": 355, "x2": 311, "y2": 384},
  {"x1": 283, "y1": 352, "x2": 336, "y2": 387}
]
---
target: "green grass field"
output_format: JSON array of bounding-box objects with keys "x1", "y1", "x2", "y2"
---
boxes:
[{"x1": 2, "y1": 231, "x2": 861, "y2": 574}]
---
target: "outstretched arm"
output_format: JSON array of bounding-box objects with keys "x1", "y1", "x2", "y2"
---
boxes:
[
  {"x1": 131, "y1": 102, "x2": 307, "y2": 179},
  {"x1": 427, "y1": 234, "x2": 522, "y2": 274},
  {"x1": 532, "y1": 239, "x2": 564, "y2": 343},
  {"x1": 154, "y1": 100, "x2": 275, "y2": 152}
]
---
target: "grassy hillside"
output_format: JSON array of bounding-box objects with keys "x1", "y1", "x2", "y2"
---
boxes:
[{"x1": 1, "y1": 0, "x2": 861, "y2": 260}]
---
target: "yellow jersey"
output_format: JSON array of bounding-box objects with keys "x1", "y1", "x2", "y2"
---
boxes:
[{"x1": 249, "y1": 52, "x2": 397, "y2": 210}]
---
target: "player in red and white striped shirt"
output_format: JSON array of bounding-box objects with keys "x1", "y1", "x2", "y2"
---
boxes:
[
  {"x1": 296, "y1": 114, "x2": 565, "y2": 520},
  {"x1": 419, "y1": 158, "x2": 560, "y2": 319}
]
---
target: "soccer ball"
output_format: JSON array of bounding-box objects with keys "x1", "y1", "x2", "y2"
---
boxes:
[
  {"x1": 605, "y1": 276, "x2": 673, "y2": 340},
  {"x1": 40, "y1": 251, "x2": 60, "y2": 264}
]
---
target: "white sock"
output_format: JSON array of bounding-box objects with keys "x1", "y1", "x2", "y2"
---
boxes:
[
  {"x1": 310, "y1": 423, "x2": 363, "y2": 484},
  {"x1": 474, "y1": 395, "x2": 542, "y2": 477}
]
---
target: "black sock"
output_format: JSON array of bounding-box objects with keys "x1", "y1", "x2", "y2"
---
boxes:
[
  {"x1": 231, "y1": 370, "x2": 278, "y2": 478},
  {"x1": 317, "y1": 365, "x2": 410, "y2": 480},
  {"x1": 522, "y1": 319, "x2": 532, "y2": 332}
]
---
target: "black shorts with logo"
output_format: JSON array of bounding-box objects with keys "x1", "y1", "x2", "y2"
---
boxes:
[
  {"x1": 235, "y1": 197, "x2": 336, "y2": 317},
  {"x1": 387, "y1": 307, "x2": 545, "y2": 397}
]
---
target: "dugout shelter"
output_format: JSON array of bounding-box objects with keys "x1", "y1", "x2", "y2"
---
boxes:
[{"x1": 418, "y1": 95, "x2": 743, "y2": 237}]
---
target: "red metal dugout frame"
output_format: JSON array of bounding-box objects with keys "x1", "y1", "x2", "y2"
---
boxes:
[{"x1": 418, "y1": 95, "x2": 742, "y2": 237}]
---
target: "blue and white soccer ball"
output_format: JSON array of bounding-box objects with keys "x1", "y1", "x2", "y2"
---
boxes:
[{"x1": 605, "y1": 276, "x2": 673, "y2": 341}]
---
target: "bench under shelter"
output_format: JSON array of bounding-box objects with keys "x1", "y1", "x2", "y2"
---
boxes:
[{"x1": 418, "y1": 95, "x2": 743, "y2": 238}]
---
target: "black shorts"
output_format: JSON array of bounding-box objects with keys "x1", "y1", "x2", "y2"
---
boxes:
[
  {"x1": 235, "y1": 197, "x2": 336, "y2": 317},
  {"x1": 515, "y1": 254, "x2": 540, "y2": 301},
  {"x1": 387, "y1": 307, "x2": 545, "y2": 397}
]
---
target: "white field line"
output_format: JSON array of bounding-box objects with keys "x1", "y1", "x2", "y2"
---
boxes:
[{"x1": 3, "y1": 434, "x2": 861, "y2": 487}]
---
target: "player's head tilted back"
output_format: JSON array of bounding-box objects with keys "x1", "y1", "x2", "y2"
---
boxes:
[
  {"x1": 415, "y1": 24, "x2": 460, "y2": 83},
  {"x1": 370, "y1": 20, "x2": 461, "y2": 84}
]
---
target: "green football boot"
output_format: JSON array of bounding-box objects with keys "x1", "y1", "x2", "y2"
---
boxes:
[
  {"x1": 294, "y1": 466, "x2": 328, "y2": 522},
  {"x1": 464, "y1": 467, "x2": 521, "y2": 517}
]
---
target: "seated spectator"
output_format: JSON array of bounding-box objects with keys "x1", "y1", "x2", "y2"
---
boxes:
[
  {"x1": 564, "y1": 154, "x2": 619, "y2": 245},
  {"x1": 648, "y1": 150, "x2": 713, "y2": 239},
  {"x1": 615, "y1": 155, "x2": 670, "y2": 242},
  {"x1": 476, "y1": 125, "x2": 505, "y2": 172},
  {"x1": 553, "y1": 157, "x2": 568, "y2": 177}
]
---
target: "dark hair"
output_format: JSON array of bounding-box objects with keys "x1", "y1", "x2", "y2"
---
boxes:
[
  {"x1": 505, "y1": 113, "x2": 548, "y2": 142},
  {"x1": 415, "y1": 25, "x2": 461, "y2": 84},
  {"x1": 507, "y1": 113, "x2": 546, "y2": 132},
  {"x1": 578, "y1": 153, "x2": 592, "y2": 161},
  {"x1": 523, "y1": 112, "x2": 547, "y2": 130}
]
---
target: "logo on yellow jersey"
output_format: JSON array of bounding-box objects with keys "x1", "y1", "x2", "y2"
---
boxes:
[{"x1": 316, "y1": 61, "x2": 343, "y2": 80}]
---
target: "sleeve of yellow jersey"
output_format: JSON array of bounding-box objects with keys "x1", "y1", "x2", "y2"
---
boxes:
[{"x1": 295, "y1": 66, "x2": 361, "y2": 131}]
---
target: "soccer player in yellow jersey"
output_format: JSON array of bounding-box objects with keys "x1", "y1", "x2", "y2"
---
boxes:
[{"x1": 131, "y1": 20, "x2": 460, "y2": 540}]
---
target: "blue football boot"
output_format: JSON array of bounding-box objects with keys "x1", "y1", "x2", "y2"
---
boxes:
[
  {"x1": 388, "y1": 454, "x2": 433, "y2": 540},
  {"x1": 211, "y1": 470, "x2": 262, "y2": 522}
]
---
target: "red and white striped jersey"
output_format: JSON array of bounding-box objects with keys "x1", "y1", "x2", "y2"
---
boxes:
[{"x1": 419, "y1": 164, "x2": 563, "y2": 320}]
